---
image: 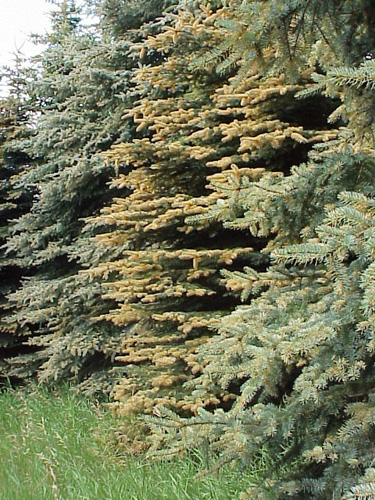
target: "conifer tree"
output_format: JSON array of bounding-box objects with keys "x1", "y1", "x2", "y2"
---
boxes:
[
  {"x1": 0, "y1": 0, "x2": 171, "y2": 395},
  {"x1": 141, "y1": 1, "x2": 375, "y2": 497},
  {"x1": 0, "y1": 56, "x2": 36, "y2": 382},
  {"x1": 88, "y1": 1, "x2": 335, "y2": 420}
]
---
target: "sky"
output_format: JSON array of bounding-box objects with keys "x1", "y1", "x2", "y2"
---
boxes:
[
  {"x1": 0, "y1": 0, "x2": 55, "y2": 68},
  {"x1": 0, "y1": 0, "x2": 94, "y2": 96}
]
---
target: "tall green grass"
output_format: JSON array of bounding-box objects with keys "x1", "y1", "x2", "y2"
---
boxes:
[{"x1": 0, "y1": 386, "x2": 255, "y2": 499}]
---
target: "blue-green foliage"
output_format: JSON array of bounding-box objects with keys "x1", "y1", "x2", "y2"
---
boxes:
[
  {"x1": 147, "y1": 1, "x2": 375, "y2": 498},
  {"x1": 0, "y1": 0, "x2": 172, "y2": 394}
]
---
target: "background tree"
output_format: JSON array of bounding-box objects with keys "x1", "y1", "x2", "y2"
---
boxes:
[
  {"x1": 0, "y1": 0, "x2": 173, "y2": 395},
  {"x1": 0, "y1": 55, "x2": 36, "y2": 382}
]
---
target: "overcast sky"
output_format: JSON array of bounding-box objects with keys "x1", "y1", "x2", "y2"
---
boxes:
[
  {"x1": 0, "y1": 0, "x2": 55, "y2": 68},
  {"x1": 0, "y1": 1, "x2": 95, "y2": 96}
]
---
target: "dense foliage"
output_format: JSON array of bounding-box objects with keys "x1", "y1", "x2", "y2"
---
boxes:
[
  {"x1": 146, "y1": 1, "x2": 375, "y2": 498},
  {"x1": 0, "y1": 0, "x2": 174, "y2": 396},
  {"x1": 2, "y1": 0, "x2": 375, "y2": 497}
]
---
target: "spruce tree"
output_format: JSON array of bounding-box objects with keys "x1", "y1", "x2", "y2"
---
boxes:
[
  {"x1": 142, "y1": 1, "x2": 375, "y2": 498},
  {"x1": 88, "y1": 1, "x2": 335, "y2": 422},
  {"x1": 0, "y1": 55, "x2": 36, "y2": 382},
  {"x1": 1, "y1": 0, "x2": 171, "y2": 395}
]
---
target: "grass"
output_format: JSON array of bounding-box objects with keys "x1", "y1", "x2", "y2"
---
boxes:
[{"x1": 0, "y1": 385, "x2": 254, "y2": 499}]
